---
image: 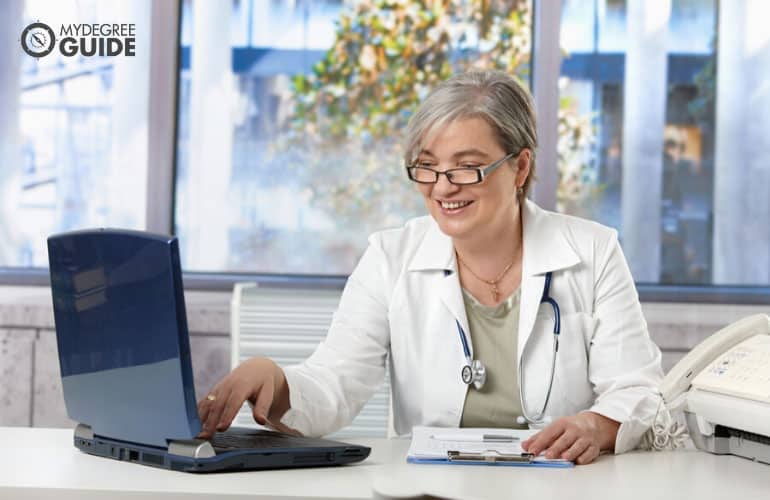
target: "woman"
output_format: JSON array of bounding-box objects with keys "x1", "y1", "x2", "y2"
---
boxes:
[{"x1": 198, "y1": 70, "x2": 663, "y2": 465}]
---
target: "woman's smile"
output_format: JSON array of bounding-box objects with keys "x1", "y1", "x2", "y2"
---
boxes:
[{"x1": 437, "y1": 199, "x2": 474, "y2": 214}]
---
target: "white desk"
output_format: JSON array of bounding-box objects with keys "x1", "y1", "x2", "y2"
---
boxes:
[{"x1": 2, "y1": 427, "x2": 770, "y2": 500}]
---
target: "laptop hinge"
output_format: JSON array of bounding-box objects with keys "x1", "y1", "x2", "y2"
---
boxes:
[
  {"x1": 167, "y1": 439, "x2": 216, "y2": 459},
  {"x1": 74, "y1": 423, "x2": 94, "y2": 440}
]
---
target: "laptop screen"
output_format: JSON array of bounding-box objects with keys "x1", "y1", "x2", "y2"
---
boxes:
[{"x1": 48, "y1": 229, "x2": 201, "y2": 447}]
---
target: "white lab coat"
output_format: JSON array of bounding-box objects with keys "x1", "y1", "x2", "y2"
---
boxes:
[{"x1": 281, "y1": 200, "x2": 664, "y2": 453}]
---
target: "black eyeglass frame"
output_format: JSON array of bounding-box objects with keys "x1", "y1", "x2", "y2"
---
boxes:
[{"x1": 405, "y1": 151, "x2": 518, "y2": 185}]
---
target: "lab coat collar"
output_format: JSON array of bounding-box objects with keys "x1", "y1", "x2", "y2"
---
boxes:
[
  {"x1": 406, "y1": 200, "x2": 582, "y2": 362},
  {"x1": 406, "y1": 201, "x2": 582, "y2": 363},
  {"x1": 518, "y1": 199, "x2": 581, "y2": 360},
  {"x1": 406, "y1": 200, "x2": 581, "y2": 276},
  {"x1": 520, "y1": 199, "x2": 581, "y2": 276},
  {"x1": 407, "y1": 220, "x2": 456, "y2": 273},
  {"x1": 406, "y1": 219, "x2": 468, "y2": 358}
]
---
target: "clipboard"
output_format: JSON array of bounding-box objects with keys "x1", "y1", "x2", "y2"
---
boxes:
[
  {"x1": 406, "y1": 426, "x2": 574, "y2": 468},
  {"x1": 407, "y1": 451, "x2": 573, "y2": 468}
]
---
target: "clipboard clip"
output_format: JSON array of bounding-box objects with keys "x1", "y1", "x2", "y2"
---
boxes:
[{"x1": 447, "y1": 450, "x2": 535, "y2": 463}]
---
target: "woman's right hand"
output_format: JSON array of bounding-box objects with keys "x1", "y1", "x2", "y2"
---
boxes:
[{"x1": 196, "y1": 357, "x2": 292, "y2": 439}]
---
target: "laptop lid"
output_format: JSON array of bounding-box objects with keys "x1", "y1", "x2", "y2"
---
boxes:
[{"x1": 48, "y1": 229, "x2": 201, "y2": 448}]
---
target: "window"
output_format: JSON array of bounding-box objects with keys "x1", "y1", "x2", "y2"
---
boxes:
[
  {"x1": 557, "y1": 0, "x2": 770, "y2": 286},
  {"x1": 0, "y1": 0, "x2": 767, "y2": 297},
  {"x1": 175, "y1": 0, "x2": 534, "y2": 274},
  {"x1": 0, "y1": 0, "x2": 151, "y2": 267}
]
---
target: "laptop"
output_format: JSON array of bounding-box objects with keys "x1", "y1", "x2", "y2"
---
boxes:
[{"x1": 47, "y1": 228, "x2": 371, "y2": 472}]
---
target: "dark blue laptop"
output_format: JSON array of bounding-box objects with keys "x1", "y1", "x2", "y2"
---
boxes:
[{"x1": 47, "y1": 229, "x2": 370, "y2": 472}]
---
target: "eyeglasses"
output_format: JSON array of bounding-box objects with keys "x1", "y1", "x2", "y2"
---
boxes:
[{"x1": 405, "y1": 152, "x2": 517, "y2": 185}]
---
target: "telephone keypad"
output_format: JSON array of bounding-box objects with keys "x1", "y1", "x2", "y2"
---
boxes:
[{"x1": 693, "y1": 335, "x2": 770, "y2": 403}]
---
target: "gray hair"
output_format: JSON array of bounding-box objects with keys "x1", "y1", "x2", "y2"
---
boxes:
[{"x1": 403, "y1": 70, "x2": 538, "y2": 196}]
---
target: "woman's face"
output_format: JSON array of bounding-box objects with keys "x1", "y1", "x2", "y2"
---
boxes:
[{"x1": 413, "y1": 117, "x2": 529, "y2": 241}]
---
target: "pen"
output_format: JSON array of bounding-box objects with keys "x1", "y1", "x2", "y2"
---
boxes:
[{"x1": 430, "y1": 433, "x2": 520, "y2": 443}]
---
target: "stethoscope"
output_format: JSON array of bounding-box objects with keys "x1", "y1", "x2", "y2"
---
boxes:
[{"x1": 457, "y1": 271, "x2": 560, "y2": 427}]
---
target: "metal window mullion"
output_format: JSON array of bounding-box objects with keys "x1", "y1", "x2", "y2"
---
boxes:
[
  {"x1": 145, "y1": 0, "x2": 181, "y2": 234},
  {"x1": 531, "y1": 0, "x2": 562, "y2": 211}
]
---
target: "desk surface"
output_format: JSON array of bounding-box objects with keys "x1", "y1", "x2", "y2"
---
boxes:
[{"x1": 3, "y1": 427, "x2": 770, "y2": 500}]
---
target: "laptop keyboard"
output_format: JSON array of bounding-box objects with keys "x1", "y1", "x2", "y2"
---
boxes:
[{"x1": 210, "y1": 430, "x2": 297, "y2": 450}]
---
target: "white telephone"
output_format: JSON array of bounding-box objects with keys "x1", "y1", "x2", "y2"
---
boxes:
[{"x1": 657, "y1": 313, "x2": 770, "y2": 463}]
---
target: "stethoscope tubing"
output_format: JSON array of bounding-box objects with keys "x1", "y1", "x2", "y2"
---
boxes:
[
  {"x1": 519, "y1": 271, "x2": 561, "y2": 424},
  {"x1": 456, "y1": 319, "x2": 472, "y2": 359},
  {"x1": 457, "y1": 271, "x2": 560, "y2": 426}
]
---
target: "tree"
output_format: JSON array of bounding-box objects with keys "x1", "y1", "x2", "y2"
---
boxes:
[{"x1": 282, "y1": 0, "x2": 592, "y2": 234}]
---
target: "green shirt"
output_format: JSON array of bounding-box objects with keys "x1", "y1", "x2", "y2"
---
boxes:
[{"x1": 459, "y1": 287, "x2": 527, "y2": 429}]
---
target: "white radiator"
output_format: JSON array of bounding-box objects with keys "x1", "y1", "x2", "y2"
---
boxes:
[{"x1": 230, "y1": 282, "x2": 391, "y2": 438}]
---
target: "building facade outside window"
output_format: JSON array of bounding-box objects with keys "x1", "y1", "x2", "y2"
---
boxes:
[
  {"x1": 0, "y1": 0, "x2": 151, "y2": 267},
  {"x1": 558, "y1": 0, "x2": 770, "y2": 286}
]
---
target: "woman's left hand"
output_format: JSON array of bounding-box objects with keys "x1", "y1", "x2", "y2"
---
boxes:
[{"x1": 521, "y1": 412, "x2": 620, "y2": 465}]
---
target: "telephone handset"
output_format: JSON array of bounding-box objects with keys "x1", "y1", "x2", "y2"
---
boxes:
[
  {"x1": 643, "y1": 313, "x2": 770, "y2": 452},
  {"x1": 660, "y1": 313, "x2": 770, "y2": 405}
]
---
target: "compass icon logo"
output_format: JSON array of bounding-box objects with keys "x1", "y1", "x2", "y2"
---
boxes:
[{"x1": 20, "y1": 22, "x2": 56, "y2": 58}]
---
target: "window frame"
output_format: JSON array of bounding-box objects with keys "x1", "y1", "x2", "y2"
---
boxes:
[
  {"x1": 0, "y1": 0, "x2": 180, "y2": 286},
  {"x1": 1, "y1": 0, "x2": 769, "y2": 305}
]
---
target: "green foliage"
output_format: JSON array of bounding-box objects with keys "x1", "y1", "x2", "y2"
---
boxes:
[
  {"x1": 290, "y1": 0, "x2": 530, "y2": 145},
  {"x1": 556, "y1": 95, "x2": 600, "y2": 216},
  {"x1": 279, "y1": 0, "x2": 590, "y2": 233}
]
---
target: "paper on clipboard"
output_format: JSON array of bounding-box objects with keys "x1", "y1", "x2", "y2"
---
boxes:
[{"x1": 406, "y1": 426, "x2": 573, "y2": 467}]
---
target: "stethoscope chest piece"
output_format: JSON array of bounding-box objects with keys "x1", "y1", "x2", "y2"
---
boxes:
[
  {"x1": 453, "y1": 271, "x2": 561, "y2": 425},
  {"x1": 461, "y1": 359, "x2": 486, "y2": 390}
]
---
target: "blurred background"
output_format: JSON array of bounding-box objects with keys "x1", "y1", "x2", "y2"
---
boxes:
[
  {"x1": 0, "y1": 0, "x2": 768, "y2": 429},
  {"x1": 2, "y1": 0, "x2": 768, "y2": 285}
]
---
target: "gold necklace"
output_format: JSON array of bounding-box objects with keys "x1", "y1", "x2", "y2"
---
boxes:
[{"x1": 456, "y1": 252, "x2": 516, "y2": 303}]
